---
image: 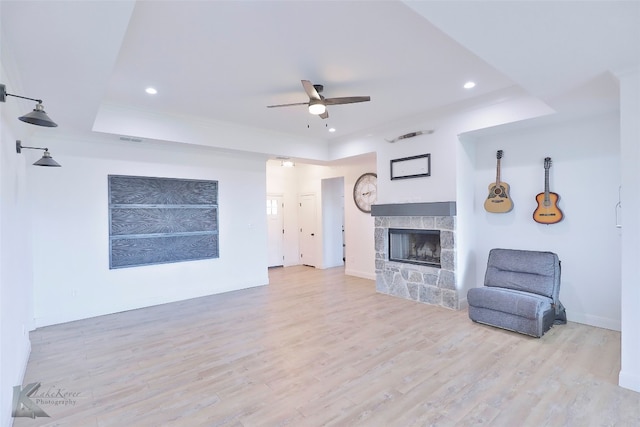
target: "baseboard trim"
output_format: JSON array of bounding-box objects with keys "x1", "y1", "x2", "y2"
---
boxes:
[
  {"x1": 619, "y1": 370, "x2": 640, "y2": 393},
  {"x1": 344, "y1": 269, "x2": 376, "y2": 281},
  {"x1": 567, "y1": 312, "x2": 621, "y2": 331}
]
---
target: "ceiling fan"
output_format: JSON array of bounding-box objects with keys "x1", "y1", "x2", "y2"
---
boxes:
[{"x1": 267, "y1": 80, "x2": 370, "y2": 119}]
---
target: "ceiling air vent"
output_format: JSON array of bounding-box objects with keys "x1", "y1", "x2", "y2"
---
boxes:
[{"x1": 119, "y1": 136, "x2": 143, "y2": 143}]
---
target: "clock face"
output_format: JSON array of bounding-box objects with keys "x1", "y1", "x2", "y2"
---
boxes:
[{"x1": 353, "y1": 173, "x2": 377, "y2": 213}]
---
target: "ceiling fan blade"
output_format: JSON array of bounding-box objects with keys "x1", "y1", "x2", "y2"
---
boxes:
[
  {"x1": 301, "y1": 80, "x2": 321, "y2": 100},
  {"x1": 319, "y1": 110, "x2": 329, "y2": 119},
  {"x1": 266, "y1": 102, "x2": 310, "y2": 108},
  {"x1": 324, "y1": 96, "x2": 371, "y2": 106}
]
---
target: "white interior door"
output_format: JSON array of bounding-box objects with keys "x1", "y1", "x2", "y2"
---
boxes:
[
  {"x1": 267, "y1": 195, "x2": 284, "y2": 267},
  {"x1": 299, "y1": 194, "x2": 316, "y2": 267},
  {"x1": 321, "y1": 177, "x2": 345, "y2": 268}
]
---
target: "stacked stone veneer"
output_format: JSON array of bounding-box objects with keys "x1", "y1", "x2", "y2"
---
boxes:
[{"x1": 375, "y1": 215, "x2": 458, "y2": 310}]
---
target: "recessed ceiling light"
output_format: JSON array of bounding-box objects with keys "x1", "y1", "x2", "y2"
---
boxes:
[
  {"x1": 463, "y1": 81, "x2": 476, "y2": 89},
  {"x1": 145, "y1": 87, "x2": 158, "y2": 95},
  {"x1": 329, "y1": 128, "x2": 336, "y2": 133}
]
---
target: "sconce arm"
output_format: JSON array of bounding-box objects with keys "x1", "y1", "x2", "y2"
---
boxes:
[
  {"x1": 1, "y1": 84, "x2": 43, "y2": 104},
  {"x1": 16, "y1": 140, "x2": 49, "y2": 153}
]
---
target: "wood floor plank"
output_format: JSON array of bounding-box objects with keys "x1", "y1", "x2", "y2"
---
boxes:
[{"x1": 12, "y1": 265, "x2": 640, "y2": 426}]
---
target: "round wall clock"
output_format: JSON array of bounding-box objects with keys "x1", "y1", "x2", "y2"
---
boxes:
[{"x1": 353, "y1": 172, "x2": 377, "y2": 213}]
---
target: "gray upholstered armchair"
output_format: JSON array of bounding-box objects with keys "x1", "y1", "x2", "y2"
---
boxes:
[{"x1": 467, "y1": 248, "x2": 566, "y2": 337}]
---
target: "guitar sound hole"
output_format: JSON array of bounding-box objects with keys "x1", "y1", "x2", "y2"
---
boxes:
[{"x1": 494, "y1": 188, "x2": 502, "y2": 195}]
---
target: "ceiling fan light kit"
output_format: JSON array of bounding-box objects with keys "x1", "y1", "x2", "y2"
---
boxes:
[
  {"x1": 268, "y1": 80, "x2": 370, "y2": 119},
  {"x1": 308, "y1": 102, "x2": 326, "y2": 115}
]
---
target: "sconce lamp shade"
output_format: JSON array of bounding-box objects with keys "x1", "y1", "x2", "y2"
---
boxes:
[
  {"x1": 33, "y1": 151, "x2": 61, "y2": 167},
  {"x1": 16, "y1": 140, "x2": 62, "y2": 167},
  {"x1": 1, "y1": 84, "x2": 58, "y2": 127},
  {"x1": 19, "y1": 103, "x2": 58, "y2": 127}
]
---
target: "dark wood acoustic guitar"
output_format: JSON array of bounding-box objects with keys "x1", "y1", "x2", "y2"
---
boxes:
[
  {"x1": 484, "y1": 150, "x2": 513, "y2": 213},
  {"x1": 533, "y1": 157, "x2": 563, "y2": 224}
]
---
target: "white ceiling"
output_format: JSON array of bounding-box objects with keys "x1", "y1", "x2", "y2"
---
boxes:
[{"x1": 1, "y1": 1, "x2": 638, "y2": 149}]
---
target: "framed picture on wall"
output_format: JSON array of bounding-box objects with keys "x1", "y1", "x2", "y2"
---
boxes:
[{"x1": 390, "y1": 153, "x2": 431, "y2": 180}]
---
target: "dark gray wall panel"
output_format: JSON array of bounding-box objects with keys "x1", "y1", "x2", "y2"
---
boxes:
[
  {"x1": 110, "y1": 207, "x2": 218, "y2": 235},
  {"x1": 108, "y1": 175, "x2": 219, "y2": 269},
  {"x1": 109, "y1": 176, "x2": 218, "y2": 205},
  {"x1": 110, "y1": 234, "x2": 219, "y2": 268}
]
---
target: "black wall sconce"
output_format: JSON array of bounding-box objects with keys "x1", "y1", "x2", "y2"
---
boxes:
[
  {"x1": 16, "y1": 140, "x2": 61, "y2": 167},
  {"x1": 0, "y1": 84, "x2": 58, "y2": 127}
]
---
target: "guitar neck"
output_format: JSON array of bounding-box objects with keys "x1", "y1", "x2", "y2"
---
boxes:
[
  {"x1": 495, "y1": 158, "x2": 501, "y2": 185},
  {"x1": 544, "y1": 167, "x2": 550, "y2": 201}
]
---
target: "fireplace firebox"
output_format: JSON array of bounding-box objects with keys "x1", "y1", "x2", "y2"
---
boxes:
[{"x1": 389, "y1": 228, "x2": 441, "y2": 267}]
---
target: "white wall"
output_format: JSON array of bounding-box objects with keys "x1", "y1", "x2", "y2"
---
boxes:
[
  {"x1": 455, "y1": 136, "x2": 477, "y2": 308},
  {"x1": 466, "y1": 113, "x2": 621, "y2": 330},
  {"x1": 0, "y1": 75, "x2": 34, "y2": 426},
  {"x1": 617, "y1": 67, "x2": 640, "y2": 392},
  {"x1": 0, "y1": 123, "x2": 34, "y2": 427},
  {"x1": 343, "y1": 165, "x2": 376, "y2": 279},
  {"x1": 26, "y1": 135, "x2": 269, "y2": 327},
  {"x1": 375, "y1": 126, "x2": 453, "y2": 204}
]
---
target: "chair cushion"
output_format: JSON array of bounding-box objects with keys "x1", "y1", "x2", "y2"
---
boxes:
[
  {"x1": 484, "y1": 248, "x2": 559, "y2": 299},
  {"x1": 468, "y1": 287, "x2": 553, "y2": 320}
]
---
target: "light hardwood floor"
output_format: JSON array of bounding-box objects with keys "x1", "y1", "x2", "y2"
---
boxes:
[{"x1": 14, "y1": 266, "x2": 640, "y2": 426}]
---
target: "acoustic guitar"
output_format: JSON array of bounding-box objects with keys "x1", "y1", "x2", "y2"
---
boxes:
[
  {"x1": 484, "y1": 150, "x2": 513, "y2": 213},
  {"x1": 533, "y1": 157, "x2": 563, "y2": 224}
]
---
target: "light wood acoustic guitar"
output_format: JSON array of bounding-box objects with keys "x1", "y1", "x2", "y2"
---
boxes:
[
  {"x1": 533, "y1": 157, "x2": 563, "y2": 224},
  {"x1": 484, "y1": 150, "x2": 513, "y2": 213}
]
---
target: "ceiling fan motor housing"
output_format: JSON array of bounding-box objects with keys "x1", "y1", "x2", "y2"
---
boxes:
[{"x1": 266, "y1": 80, "x2": 370, "y2": 120}]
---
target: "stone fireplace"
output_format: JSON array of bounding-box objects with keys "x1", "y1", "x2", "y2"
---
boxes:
[{"x1": 372, "y1": 202, "x2": 458, "y2": 310}]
